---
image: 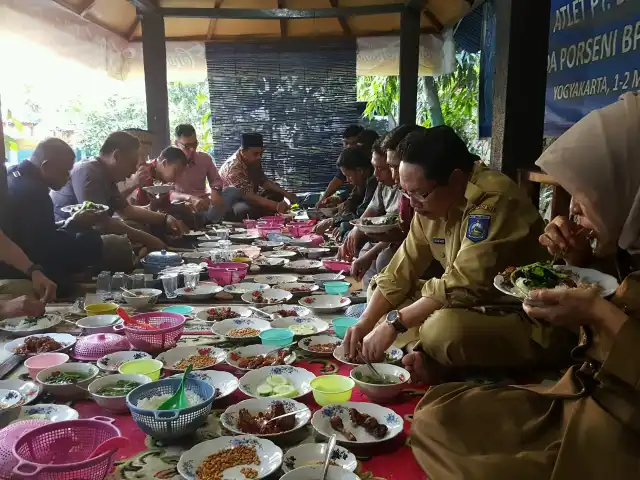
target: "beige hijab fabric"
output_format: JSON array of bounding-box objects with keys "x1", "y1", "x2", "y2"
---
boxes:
[{"x1": 536, "y1": 92, "x2": 640, "y2": 253}]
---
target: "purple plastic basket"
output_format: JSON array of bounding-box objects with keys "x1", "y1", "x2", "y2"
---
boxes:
[{"x1": 12, "y1": 417, "x2": 121, "y2": 480}]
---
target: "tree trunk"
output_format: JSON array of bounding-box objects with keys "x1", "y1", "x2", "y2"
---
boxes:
[{"x1": 422, "y1": 77, "x2": 444, "y2": 126}]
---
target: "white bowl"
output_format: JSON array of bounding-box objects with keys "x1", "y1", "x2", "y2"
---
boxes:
[
  {"x1": 350, "y1": 363, "x2": 410, "y2": 402},
  {"x1": 0, "y1": 314, "x2": 63, "y2": 336},
  {"x1": 313, "y1": 273, "x2": 345, "y2": 282},
  {"x1": 274, "y1": 283, "x2": 319, "y2": 298},
  {"x1": 254, "y1": 257, "x2": 292, "y2": 269},
  {"x1": 36, "y1": 363, "x2": 99, "y2": 400},
  {"x1": 211, "y1": 318, "x2": 272, "y2": 341},
  {"x1": 241, "y1": 289, "x2": 293, "y2": 306},
  {"x1": 230, "y1": 233, "x2": 261, "y2": 243},
  {"x1": 76, "y1": 315, "x2": 123, "y2": 334},
  {"x1": 16, "y1": 404, "x2": 78, "y2": 423},
  {"x1": 122, "y1": 288, "x2": 162, "y2": 309},
  {"x1": 239, "y1": 365, "x2": 316, "y2": 400},
  {"x1": 195, "y1": 305, "x2": 252, "y2": 322},
  {"x1": 156, "y1": 346, "x2": 226, "y2": 371},
  {"x1": 178, "y1": 435, "x2": 283, "y2": 480},
  {"x1": 298, "y1": 295, "x2": 351, "y2": 313},
  {"x1": 226, "y1": 344, "x2": 296, "y2": 371},
  {"x1": 176, "y1": 284, "x2": 223, "y2": 300},
  {"x1": 252, "y1": 240, "x2": 284, "y2": 250},
  {"x1": 88, "y1": 373, "x2": 151, "y2": 412},
  {"x1": 168, "y1": 370, "x2": 239, "y2": 401},
  {"x1": 221, "y1": 398, "x2": 311, "y2": 438},
  {"x1": 311, "y1": 402, "x2": 404, "y2": 445},
  {"x1": 282, "y1": 443, "x2": 357, "y2": 473},
  {"x1": 333, "y1": 344, "x2": 403, "y2": 366},
  {"x1": 253, "y1": 274, "x2": 298, "y2": 285},
  {"x1": 260, "y1": 305, "x2": 311, "y2": 317},
  {"x1": 223, "y1": 282, "x2": 270, "y2": 295},
  {"x1": 281, "y1": 465, "x2": 360, "y2": 480},
  {"x1": 297, "y1": 335, "x2": 342, "y2": 357},
  {"x1": 284, "y1": 260, "x2": 323, "y2": 273},
  {"x1": 300, "y1": 247, "x2": 331, "y2": 259},
  {"x1": 5, "y1": 333, "x2": 76, "y2": 357},
  {"x1": 272, "y1": 316, "x2": 329, "y2": 336},
  {"x1": 142, "y1": 185, "x2": 173, "y2": 195},
  {"x1": 96, "y1": 351, "x2": 152, "y2": 372}
]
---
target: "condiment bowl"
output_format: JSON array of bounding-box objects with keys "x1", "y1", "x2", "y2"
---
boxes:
[
  {"x1": 350, "y1": 363, "x2": 409, "y2": 402},
  {"x1": 88, "y1": 373, "x2": 151, "y2": 412},
  {"x1": 36, "y1": 363, "x2": 99, "y2": 400},
  {"x1": 309, "y1": 375, "x2": 354, "y2": 406},
  {"x1": 24, "y1": 352, "x2": 69, "y2": 380}
]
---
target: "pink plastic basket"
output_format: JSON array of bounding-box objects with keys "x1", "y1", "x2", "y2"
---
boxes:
[
  {"x1": 12, "y1": 417, "x2": 121, "y2": 480},
  {"x1": 258, "y1": 216, "x2": 285, "y2": 224},
  {"x1": 287, "y1": 224, "x2": 314, "y2": 237},
  {"x1": 117, "y1": 312, "x2": 185, "y2": 353},
  {"x1": 0, "y1": 420, "x2": 50, "y2": 480},
  {"x1": 72, "y1": 333, "x2": 131, "y2": 361}
]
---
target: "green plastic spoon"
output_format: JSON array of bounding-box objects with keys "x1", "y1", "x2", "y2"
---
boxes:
[{"x1": 158, "y1": 364, "x2": 193, "y2": 410}]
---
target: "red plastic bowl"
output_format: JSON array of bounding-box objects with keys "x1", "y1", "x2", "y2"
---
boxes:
[{"x1": 323, "y1": 259, "x2": 352, "y2": 273}]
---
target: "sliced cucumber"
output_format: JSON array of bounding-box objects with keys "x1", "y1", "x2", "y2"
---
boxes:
[
  {"x1": 289, "y1": 324, "x2": 316, "y2": 335},
  {"x1": 257, "y1": 384, "x2": 273, "y2": 397},
  {"x1": 271, "y1": 384, "x2": 299, "y2": 398},
  {"x1": 266, "y1": 374, "x2": 290, "y2": 387}
]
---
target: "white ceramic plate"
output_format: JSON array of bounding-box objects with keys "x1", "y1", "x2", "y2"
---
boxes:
[
  {"x1": 221, "y1": 398, "x2": 311, "y2": 438},
  {"x1": 272, "y1": 316, "x2": 329, "y2": 336},
  {"x1": 156, "y1": 346, "x2": 226, "y2": 371},
  {"x1": 275, "y1": 283, "x2": 320, "y2": 297},
  {"x1": 253, "y1": 257, "x2": 291, "y2": 268},
  {"x1": 210, "y1": 318, "x2": 272, "y2": 341},
  {"x1": 178, "y1": 435, "x2": 283, "y2": 480},
  {"x1": 184, "y1": 230, "x2": 207, "y2": 237},
  {"x1": 253, "y1": 274, "x2": 298, "y2": 285},
  {"x1": 196, "y1": 242, "x2": 221, "y2": 250},
  {"x1": 169, "y1": 370, "x2": 238, "y2": 401},
  {"x1": 227, "y1": 245, "x2": 262, "y2": 259},
  {"x1": 333, "y1": 344, "x2": 403, "y2": 366},
  {"x1": 493, "y1": 264, "x2": 620, "y2": 299},
  {"x1": 313, "y1": 273, "x2": 346, "y2": 282},
  {"x1": 299, "y1": 247, "x2": 331, "y2": 259},
  {"x1": 282, "y1": 443, "x2": 357, "y2": 473},
  {"x1": 262, "y1": 250, "x2": 297, "y2": 258},
  {"x1": 0, "y1": 314, "x2": 63, "y2": 336},
  {"x1": 299, "y1": 295, "x2": 351, "y2": 313},
  {"x1": 16, "y1": 404, "x2": 78, "y2": 422},
  {"x1": 252, "y1": 240, "x2": 284, "y2": 250},
  {"x1": 223, "y1": 282, "x2": 270, "y2": 295},
  {"x1": 195, "y1": 306, "x2": 253, "y2": 322},
  {"x1": 260, "y1": 305, "x2": 311, "y2": 317},
  {"x1": 284, "y1": 260, "x2": 323, "y2": 273},
  {"x1": 0, "y1": 380, "x2": 41, "y2": 405},
  {"x1": 0, "y1": 389, "x2": 23, "y2": 409},
  {"x1": 142, "y1": 185, "x2": 173, "y2": 195},
  {"x1": 239, "y1": 365, "x2": 316, "y2": 399},
  {"x1": 281, "y1": 465, "x2": 360, "y2": 480},
  {"x1": 311, "y1": 402, "x2": 404, "y2": 445},
  {"x1": 196, "y1": 235, "x2": 220, "y2": 242},
  {"x1": 297, "y1": 335, "x2": 342, "y2": 357},
  {"x1": 5, "y1": 333, "x2": 76, "y2": 357},
  {"x1": 241, "y1": 289, "x2": 293, "y2": 306},
  {"x1": 183, "y1": 251, "x2": 210, "y2": 263},
  {"x1": 350, "y1": 214, "x2": 401, "y2": 234},
  {"x1": 226, "y1": 344, "x2": 296, "y2": 371},
  {"x1": 60, "y1": 203, "x2": 109, "y2": 214},
  {"x1": 230, "y1": 233, "x2": 261, "y2": 243},
  {"x1": 96, "y1": 351, "x2": 151, "y2": 372},
  {"x1": 176, "y1": 284, "x2": 223, "y2": 300}
]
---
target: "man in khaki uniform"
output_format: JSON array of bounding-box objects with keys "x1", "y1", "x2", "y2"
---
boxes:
[{"x1": 344, "y1": 126, "x2": 574, "y2": 382}]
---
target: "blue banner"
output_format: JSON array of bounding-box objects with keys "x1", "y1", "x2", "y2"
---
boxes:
[{"x1": 545, "y1": 0, "x2": 640, "y2": 136}]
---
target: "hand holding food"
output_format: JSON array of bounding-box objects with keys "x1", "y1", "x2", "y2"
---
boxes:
[
  {"x1": 539, "y1": 215, "x2": 593, "y2": 265},
  {"x1": 0, "y1": 296, "x2": 45, "y2": 320},
  {"x1": 31, "y1": 270, "x2": 57, "y2": 303},
  {"x1": 351, "y1": 254, "x2": 373, "y2": 282},
  {"x1": 523, "y1": 286, "x2": 604, "y2": 327}
]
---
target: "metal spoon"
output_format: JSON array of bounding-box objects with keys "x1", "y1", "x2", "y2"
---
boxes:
[
  {"x1": 357, "y1": 347, "x2": 385, "y2": 382},
  {"x1": 261, "y1": 407, "x2": 309, "y2": 427},
  {"x1": 334, "y1": 270, "x2": 345, "y2": 280},
  {"x1": 321, "y1": 434, "x2": 337, "y2": 480},
  {"x1": 247, "y1": 307, "x2": 282, "y2": 320}
]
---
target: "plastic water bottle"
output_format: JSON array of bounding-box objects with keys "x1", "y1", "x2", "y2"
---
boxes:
[
  {"x1": 96, "y1": 271, "x2": 112, "y2": 299},
  {"x1": 111, "y1": 272, "x2": 125, "y2": 302}
]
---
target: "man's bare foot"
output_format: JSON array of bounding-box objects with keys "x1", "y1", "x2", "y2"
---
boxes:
[{"x1": 402, "y1": 351, "x2": 444, "y2": 385}]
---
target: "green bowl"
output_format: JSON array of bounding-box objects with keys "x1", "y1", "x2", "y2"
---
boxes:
[
  {"x1": 310, "y1": 375, "x2": 354, "y2": 406},
  {"x1": 332, "y1": 317, "x2": 358, "y2": 339}
]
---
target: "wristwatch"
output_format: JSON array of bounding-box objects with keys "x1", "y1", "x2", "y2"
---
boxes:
[
  {"x1": 385, "y1": 310, "x2": 408, "y2": 333},
  {"x1": 25, "y1": 264, "x2": 43, "y2": 279}
]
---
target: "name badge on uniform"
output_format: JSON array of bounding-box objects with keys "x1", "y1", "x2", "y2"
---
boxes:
[
  {"x1": 466, "y1": 214, "x2": 491, "y2": 243},
  {"x1": 432, "y1": 237, "x2": 446, "y2": 244}
]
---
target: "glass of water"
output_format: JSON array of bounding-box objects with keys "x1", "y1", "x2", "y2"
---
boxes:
[
  {"x1": 131, "y1": 273, "x2": 145, "y2": 290},
  {"x1": 183, "y1": 272, "x2": 200, "y2": 289},
  {"x1": 217, "y1": 229, "x2": 230, "y2": 241},
  {"x1": 161, "y1": 273, "x2": 179, "y2": 299}
]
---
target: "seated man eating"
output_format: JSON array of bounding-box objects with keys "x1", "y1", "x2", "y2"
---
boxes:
[
  {"x1": 129, "y1": 146, "x2": 189, "y2": 208},
  {"x1": 51, "y1": 131, "x2": 186, "y2": 252},
  {"x1": 344, "y1": 126, "x2": 575, "y2": 383},
  {"x1": 172, "y1": 124, "x2": 242, "y2": 223},
  {"x1": 219, "y1": 133, "x2": 297, "y2": 219}
]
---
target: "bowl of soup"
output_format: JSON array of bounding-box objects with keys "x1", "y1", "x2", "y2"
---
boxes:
[{"x1": 350, "y1": 363, "x2": 409, "y2": 402}]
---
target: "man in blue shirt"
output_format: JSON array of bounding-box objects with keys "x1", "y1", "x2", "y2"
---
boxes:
[{"x1": 0, "y1": 138, "x2": 104, "y2": 297}]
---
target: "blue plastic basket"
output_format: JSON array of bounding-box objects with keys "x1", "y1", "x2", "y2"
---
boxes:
[{"x1": 126, "y1": 378, "x2": 214, "y2": 440}]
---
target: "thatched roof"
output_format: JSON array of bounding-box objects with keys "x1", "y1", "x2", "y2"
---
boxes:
[{"x1": 51, "y1": 0, "x2": 481, "y2": 42}]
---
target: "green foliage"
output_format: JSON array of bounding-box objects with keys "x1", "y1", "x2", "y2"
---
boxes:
[{"x1": 3, "y1": 110, "x2": 23, "y2": 154}]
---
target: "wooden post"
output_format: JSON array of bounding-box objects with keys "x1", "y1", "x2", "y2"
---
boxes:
[
  {"x1": 398, "y1": 5, "x2": 421, "y2": 125},
  {"x1": 141, "y1": 11, "x2": 170, "y2": 156},
  {"x1": 489, "y1": 0, "x2": 551, "y2": 180}
]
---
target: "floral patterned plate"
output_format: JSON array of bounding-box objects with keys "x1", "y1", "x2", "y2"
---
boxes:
[
  {"x1": 271, "y1": 316, "x2": 329, "y2": 336},
  {"x1": 298, "y1": 295, "x2": 351, "y2": 313},
  {"x1": 16, "y1": 404, "x2": 79, "y2": 422},
  {"x1": 283, "y1": 442, "x2": 357, "y2": 473},
  {"x1": 221, "y1": 398, "x2": 311, "y2": 438},
  {"x1": 168, "y1": 370, "x2": 239, "y2": 401},
  {"x1": 311, "y1": 402, "x2": 404, "y2": 445},
  {"x1": 239, "y1": 365, "x2": 316, "y2": 400},
  {"x1": 332, "y1": 344, "x2": 402, "y2": 366},
  {"x1": 0, "y1": 389, "x2": 23, "y2": 409},
  {"x1": 0, "y1": 379, "x2": 41, "y2": 405},
  {"x1": 96, "y1": 351, "x2": 152, "y2": 372},
  {"x1": 178, "y1": 435, "x2": 283, "y2": 480}
]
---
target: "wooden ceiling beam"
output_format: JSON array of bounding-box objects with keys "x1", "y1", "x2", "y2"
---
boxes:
[
  {"x1": 128, "y1": 0, "x2": 158, "y2": 14},
  {"x1": 78, "y1": 0, "x2": 96, "y2": 17},
  {"x1": 206, "y1": 0, "x2": 225, "y2": 40},
  {"x1": 161, "y1": 4, "x2": 406, "y2": 19},
  {"x1": 328, "y1": 0, "x2": 351, "y2": 36},
  {"x1": 51, "y1": 0, "x2": 129, "y2": 39},
  {"x1": 126, "y1": 15, "x2": 141, "y2": 40}
]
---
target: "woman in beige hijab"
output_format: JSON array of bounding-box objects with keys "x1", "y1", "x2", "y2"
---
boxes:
[{"x1": 410, "y1": 92, "x2": 640, "y2": 480}]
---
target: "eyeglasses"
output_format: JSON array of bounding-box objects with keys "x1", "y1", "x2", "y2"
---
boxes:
[
  {"x1": 177, "y1": 140, "x2": 198, "y2": 150},
  {"x1": 400, "y1": 184, "x2": 438, "y2": 205}
]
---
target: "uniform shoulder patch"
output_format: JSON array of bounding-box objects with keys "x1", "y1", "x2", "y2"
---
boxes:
[{"x1": 466, "y1": 214, "x2": 491, "y2": 243}]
